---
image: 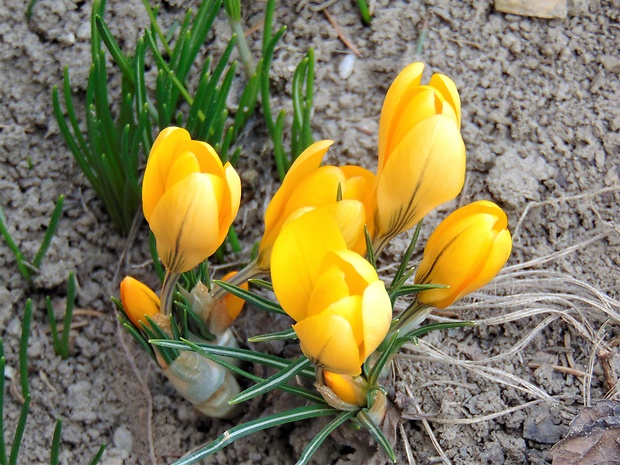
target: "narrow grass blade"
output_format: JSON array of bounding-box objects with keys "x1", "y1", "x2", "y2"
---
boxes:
[
  {"x1": 389, "y1": 221, "x2": 422, "y2": 289},
  {"x1": 173, "y1": 405, "x2": 336, "y2": 464},
  {"x1": 213, "y1": 280, "x2": 286, "y2": 315},
  {"x1": 364, "y1": 225, "x2": 376, "y2": 270},
  {"x1": 357, "y1": 409, "x2": 396, "y2": 462},
  {"x1": 149, "y1": 339, "x2": 315, "y2": 378},
  {"x1": 33, "y1": 194, "x2": 64, "y2": 270},
  {"x1": 8, "y1": 395, "x2": 31, "y2": 465},
  {"x1": 248, "y1": 328, "x2": 297, "y2": 343},
  {"x1": 45, "y1": 296, "x2": 61, "y2": 355},
  {"x1": 50, "y1": 419, "x2": 62, "y2": 465},
  {"x1": 88, "y1": 444, "x2": 106, "y2": 465},
  {"x1": 0, "y1": 339, "x2": 7, "y2": 464},
  {"x1": 60, "y1": 272, "x2": 77, "y2": 359},
  {"x1": 368, "y1": 331, "x2": 399, "y2": 387},
  {"x1": 356, "y1": 0, "x2": 372, "y2": 25},
  {"x1": 228, "y1": 357, "x2": 311, "y2": 405},
  {"x1": 296, "y1": 410, "x2": 357, "y2": 465},
  {"x1": 0, "y1": 206, "x2": 31, "y2": 281},
  {"x1": 248, "y1": 278, "x2": 273, "y2": 291},
  {"x1": 10, "y1": 299, "x2": 33, "y2": 465},
  {"x1": 95, "y1": 15, "x2": 135, "y2": 84},
  {"x1": 397, "y1": 321, "x2": 475, "y2": 347}
]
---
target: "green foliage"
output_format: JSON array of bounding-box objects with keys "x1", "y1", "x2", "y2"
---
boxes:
[
  {"x1": 0, "y1": 195, "x2": 64, "y2": 283},
  {"x1": 53, "y1": 0, "x2": 258, "y2": 235},
  {"x1": 0, "y1": 301, "x2": 105, "y2": 465},
  {"x1": 45, "y1": 271, "x2": 77, "y2": 359}
]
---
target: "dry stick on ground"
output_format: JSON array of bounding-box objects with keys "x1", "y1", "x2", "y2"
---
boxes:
[{"x1": 322, "y1": 8, "x2": 362, "y2": 57}]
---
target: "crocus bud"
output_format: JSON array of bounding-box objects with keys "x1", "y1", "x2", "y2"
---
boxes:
[
  {"x1": 415, "y1": 200, "x2": 512, "y2": 309},
  {"x1": 210, "y1": 271, "x2": 249, "y2": 334},
  {"x1": 119, "y1": 276, "x2": 161, "y2": 327},
  {"x1": 258, "y1": 140, "x2": 375, "y2": 269},
  {"x1": 374, "y1": 63, "x2": 465, "y2": 249},
  {"x1": 142, "y1": 127, "x2": 241, "y2": 273},
  {"x1": 271, "y1": 209, "x2": 392, "y2": 376},
  {"x1": 317, "y1": 369, "x2": 369, "y2": 409}
]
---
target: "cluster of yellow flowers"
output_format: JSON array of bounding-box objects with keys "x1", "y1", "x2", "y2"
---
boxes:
[{"x1": 118, "y1": 62, "x2": 512, "y2": 421}]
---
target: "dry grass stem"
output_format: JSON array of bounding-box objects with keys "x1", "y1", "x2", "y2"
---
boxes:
[
  {"x1": 399, "y1": 422, "x2": 417, "y2": 465},
  {"x1": 403, "y1": 399, "x2": 545, "y2": 425},
  {"x1": 405, "y1": 385, "x2": 451, "y2": 465},
  {"x1": 512, "y1": 186, "x2": 620, "y2": 241}
]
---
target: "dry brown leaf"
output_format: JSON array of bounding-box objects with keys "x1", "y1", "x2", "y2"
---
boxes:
[{"x1": 551, "y1": 400, "x2": 620, "y2": 465}]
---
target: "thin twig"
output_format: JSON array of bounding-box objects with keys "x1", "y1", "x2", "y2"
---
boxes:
[{"x1": 322, "y1": 9, "x2": 362, "y2": 57}]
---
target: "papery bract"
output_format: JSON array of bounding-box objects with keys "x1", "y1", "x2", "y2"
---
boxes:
[
  {"x1": 119, "y1": 276, "x2": 160, "y2": 327},
  {"x1": 374, "y1": 63, "x2": 466, "y2": 247},
  {"x1": 142, "y1": 127, "x2": 241, "y2": 273},
  {"x1": 258, "y1": 140, "x2": 375, "y2": 269},
  {"x1": 415, "y1": 200, "x2": 512, "y2": 308},
  {"x1": 271, "y1": 209, "x2": 392, "y2": 376}
]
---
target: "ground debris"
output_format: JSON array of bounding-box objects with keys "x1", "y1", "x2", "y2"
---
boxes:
[
  {"x1": 551, "y1": 400, "x2": 620, "y2": 464},
  {"x1": 494, "y1": 0, "x2": 567, "y2": 19}
]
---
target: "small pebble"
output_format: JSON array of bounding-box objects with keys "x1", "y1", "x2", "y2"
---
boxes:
[{"x1": 338, "y1": 54, "x2": 355, "y2": 80}]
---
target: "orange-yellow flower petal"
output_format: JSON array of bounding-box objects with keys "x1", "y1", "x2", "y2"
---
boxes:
[
  {"x1": 120, "y1": 276, "x2": 160, "y2": 327},
  {"x1": 142, "y1": 127, "x2": 241, "y2": 273},
  {"x1": 375, "y1": 115, "x2": 466, "y2": 241},
  {"x1": 415, "y1": 201, "x2": 512, "y2": 308}
]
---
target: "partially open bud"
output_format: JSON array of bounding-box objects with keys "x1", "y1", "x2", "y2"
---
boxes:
[
  {"x1": 315, "y1": 368, "x2": 369, "y2": 410},
  {"x1": 119, "y1": 276, "x2": 161, "y2": 327},
  {"x1": 187, "y1": 273, "x2": 249, "y2": 335}
]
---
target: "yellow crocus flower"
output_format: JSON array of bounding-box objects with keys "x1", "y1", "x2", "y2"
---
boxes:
[
  {"x1": 209, "y1": 271, "x2": 249, "y2": 334},
  {"x1": 142, "y1": 127, "x2": 241, "y2": 273},
  {"x1": 271, "y1": 209, "x2": 392, "y2": 376},
  {"x1": 321, "y1": 370, "x2": 369, "y2": 407},
  {"x1": 258, "y1": 140, "x2": 375, "y2": 270},
  {"x1": 374, "y1": 63, "x2": 466, "y2": 250},
  {"x1": 119, "y1": 276, "x2": 161, "y2": 327},
  {"x1": 415, "y1": 200, "x2": 513, "y2": 309}
]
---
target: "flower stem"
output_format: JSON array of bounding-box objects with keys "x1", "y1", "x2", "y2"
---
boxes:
[{"x1": 161, "y1": 271, "x2": 181, "y2": 316}]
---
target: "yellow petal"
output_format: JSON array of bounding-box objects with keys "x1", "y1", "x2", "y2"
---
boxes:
[
  {"x1": 271, "y1": 209, "x2": 348, "y2": 321},
  {"x1": 263, "y1": 140, "x2": 333, "y2": 236},
  {"x1": 387, "y1": 87, "x2": 441, "y2": 162},
  {"x1": 430, "y1": 73, "x2": 461, "y2": 129},
  {"x1": 150, "y1": 173, "x2": 224, "y2": 273},
  {"x1": 120, "y1": 276, "x2": 161, "y2": 327},
  {"x1": 415, "y1": 201, "x2": 512, "y2": 308},
  {"x1": 318, "y1": 250, "x2": 378, "y2": 296},
  {"x1": 217, "y1": 162, "x2": 242, "y2": 246},
  {"x1": 318, "y1": 201, "x2": 366, "y2": 254},
  {"x1": 360, "y1": 280, "x2": 392, "y2": 360},
  {"x1": 378, "y1": 62, "x2": 425, "y2": 170},
  {"x1": 294, "y1": 314, "x2": 362, "y2": 376},
  {"x1": 259, "y1": 141, "x2": 334, "y2": 264},
  {"x1": 375, "y1": 115, "x2": 466, "y2": 240},
  {"x1": 165, "y1": 151, "x2": 200, "y2": 190},
  {"x1": 307, "y1": 264, "x2": 350, "y2": 318},
  {"x1": 142, "y1": 127, "x2": 191, "y2": 222},
  {"x1": 221, "y1": 271, "x2": 249, "y2": 322},
  {"x1": 322, "y1": 371, "x2": 368, "y2": 407}
]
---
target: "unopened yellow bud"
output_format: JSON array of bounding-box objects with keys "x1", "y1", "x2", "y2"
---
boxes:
[
  {"x1": 374, "y1": 63, "x2": 465, "y2": 248},
  {"x1": 142, "y1": 127, "x2": 241, "y2": 273},
  {"x1": 119, "y1": 277, "x2": 160, "y2": 327},
  {"x1": 415, "y1": 200, "x2": 512, "y2": 308},
  {"x1": 321, "y1": 371, "x2": 368, "y2": 407}
]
